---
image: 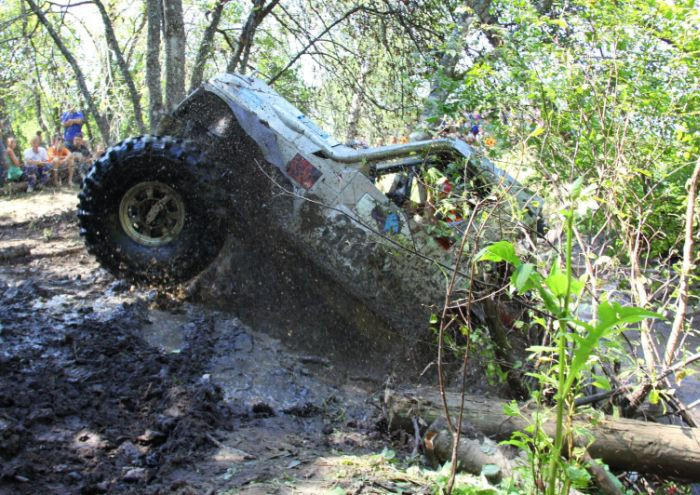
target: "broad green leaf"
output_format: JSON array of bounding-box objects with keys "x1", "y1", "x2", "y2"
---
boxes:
[
  {"x1": 591, "y1": 375, "x2": 611, "y2": 390},
  {"x1": 527, "y1": 345, "x2": 558, "y2": 353},
  {"x1": 476, "y1": 241, "x2": 521, "y2": 266},
  {"x1": 533, "y1": 316, "x2": 548, "y2": 328},
  {"x1": 566, "y1": 464, "x2": 591, "y2": 489},
  {"x1": 570, "y1": 276, "x2": 585, "y2": 296},
  {"x1": 597, "y1": 301, "x2": 663, "y2": 331},
  {"x1": 548, "y1": 260, "x2": 562, "y2": 277},
  {"x1": 563, "y1": 323, "x2": 611, "y2": 395},
  {"x1": 632, "y1": 167, "x2": 652, "y2": 177},
  {"x1": 569, "y1": 318, "x2": 593, "y2": 332},
  {"x1": 526, "y1": 372, "x2": 558, "y2": 387},
  {"x1": 564, "y1": 302, "x2": 661, "y2": 393},
  {"x1": 676, "y1": 368, "x2": 696, "y2": 385},
  {"x1": 503, "y1": 400, "x2": 520, "y2": 417},
  {"x1": 500, "y1": 438, "x2": 528, "y2": 449},
  {"x1": 545, "y1": 272, "x2": 568, "y2": 298},
  {"x1": 512, "y1": 262, "x2": 536, "y2": 292},
  {"x1": 570, "y1": 176, "x2": 585, "y2": 200}
]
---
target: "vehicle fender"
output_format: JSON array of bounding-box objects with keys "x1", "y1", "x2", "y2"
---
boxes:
[{"x1": 201, "y1": 82, "x2": 287, "y2": 174}]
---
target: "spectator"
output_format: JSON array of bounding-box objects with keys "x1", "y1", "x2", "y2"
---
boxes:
[
  {"x1": 61, "y1": 106, "x2": 84, "y2": 146},
  {"x1": 48, "y1": 134, "x2": 74, "y2": 186},
  {"x1": 68, "y1": 133, "x2": 91, "y2": 157},
  {"x1": 3, "y1": 137, "x2": 24, "y2": 186},
  {"x1": 23, "y1": 136, "x2": 53, "y2": 191},
  {"x1": 68, "y1": 133, "x2": 93, "y2": 179}
]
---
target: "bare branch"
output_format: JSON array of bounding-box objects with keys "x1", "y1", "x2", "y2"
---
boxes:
[
  {"x1": 268, "y1": 5, "x2": 363, "y2": 85},
  {"x1": 663, "y1": 157, "x2": 700, "y2": 368}
]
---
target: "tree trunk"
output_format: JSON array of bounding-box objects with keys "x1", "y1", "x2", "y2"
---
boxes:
[
  {"x1": 481, "y1": 297, "x2": 528, "y2": 399},
  {"x1": 227, "y1": 0, "x2": 280, "y2": 73},
  {"x1": 24, "y1": 0, "x2": 111, "y2": 143},
  {"x1": 162, "y1": 0, "x2": 186, "y2": 111},
  {"x1": 94, "y1": 0, "x2": 146, "y2": 134},
  {"x1": 411, "y1": 10, "x2": 478, "y2": 139},
  {"x1": 0, "y1": 99, "x2": 16, "y2": 139},
  {"x1": 27, "y1": 38, "x2": 51, "y2": 139},
  {"x1": 189, "y1": 0, "x2": 227, "y2": 92},
  {"x1": 409, "y1": 0, "x2": 514, "y2": 138},
  {"x1": 385, "y1": 388, "x2": 700, "y2": 481},
  {"x1": 32, "y1": 90, "x2": 50, "y2": 140},
  {"x1": 227, "y1": 0, "x2": 262, "y2": 73},
  {"x1": 345, "y1": 57, "x2": 372, "y2": 143},
  {"x1": 146, "y1": 0, "x2": 163, "y2": 131},
  {"x1": 624, "y1": 233, "x2": 661, "y2": 415}
]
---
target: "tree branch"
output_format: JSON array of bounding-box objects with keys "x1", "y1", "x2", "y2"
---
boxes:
[{"x1": 268, "y1": 5, "x2": 363, "y2": 85}]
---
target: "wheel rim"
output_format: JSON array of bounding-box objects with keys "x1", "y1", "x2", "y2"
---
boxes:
[{"x1": 119, "y1": 181, "x2": 185, "y2": 246}]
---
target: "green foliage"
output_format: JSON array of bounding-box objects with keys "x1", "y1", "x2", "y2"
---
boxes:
[
  {"x1": 437, "y1": 0, "x2": 699, "y2": 259},
  {"x1": 476, "y1": 241, "x2": 520, "y2": 266},
  {"x1": 477, "y1": 179, "x2": 662, "y2": 494},
  {"x1": 433, "y1": 463, "x2": 501, "y2": 495}
]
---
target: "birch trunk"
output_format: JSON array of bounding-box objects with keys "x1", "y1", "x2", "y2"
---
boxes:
[
  {"x1": 663, "y1": 157, "x2": 700, "y2": 368},
  {"x1": 146, "y1": 0, "x2": 163, "y2": 131},
  {"x1": 189, "y1": 0, "x2": 227, "y2": 91},
  {"x1": 411, "y1": 2, "x2": 491, "y2": 139},
  {"x1": 162, "y1": 0, "x2": 186, "y2": 111},
  {"x1": 227, "y1": 0, "x2": 280, "y2": 73},
  {"x1": 345, "y1": 58, "x2": 372, "y2": 143}
]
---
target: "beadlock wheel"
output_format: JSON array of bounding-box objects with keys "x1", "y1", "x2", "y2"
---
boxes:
[{"x1": 119, "y1": 181, "x2": 186, "y2": 247}]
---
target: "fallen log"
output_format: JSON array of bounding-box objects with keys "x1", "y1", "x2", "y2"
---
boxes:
[
  {"x1": 385, "y1": 388, "x2": 700, "y2": 481},
  {"x1": 423, "y1": 416, "x2": 513, "y2": 483}
]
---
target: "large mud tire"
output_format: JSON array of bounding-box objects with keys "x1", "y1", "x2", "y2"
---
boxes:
[{"x1": 78, "y1": 135, "x2": 226, "y2": 285}]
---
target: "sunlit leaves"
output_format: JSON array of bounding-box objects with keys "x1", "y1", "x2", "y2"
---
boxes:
[
  {"x1": 475, "y1": 240, "x2": 521, "y2": 266},
  {"x1": 512, "y1": 262, "x2": 536, "y2": 292}
]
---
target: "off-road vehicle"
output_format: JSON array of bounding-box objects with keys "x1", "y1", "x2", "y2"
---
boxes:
[{"x1": 78, "y1": 73, "x2": 542, "y2": 369}]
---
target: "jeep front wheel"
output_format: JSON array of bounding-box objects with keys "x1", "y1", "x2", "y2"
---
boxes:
[{"x1": 78, "y1": 135, "x2": 226, "y2": 285}]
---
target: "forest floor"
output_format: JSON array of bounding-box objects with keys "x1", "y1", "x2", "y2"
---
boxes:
[{"x1": 0, "y1": 190, "x2": 491, "y2": 495}]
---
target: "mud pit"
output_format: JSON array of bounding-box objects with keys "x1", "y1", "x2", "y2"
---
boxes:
[{"x1": 0, "y1": 191, "x2": 431, "y2": 495}]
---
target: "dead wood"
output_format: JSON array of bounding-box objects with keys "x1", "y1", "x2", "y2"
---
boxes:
[{"x1": 385, "y1": 387, "x2": 700, "y2": 481}]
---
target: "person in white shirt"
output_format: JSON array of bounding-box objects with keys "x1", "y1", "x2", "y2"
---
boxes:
[{"x1": 22, "y1": 136, "x2": 54, "y2": 191}]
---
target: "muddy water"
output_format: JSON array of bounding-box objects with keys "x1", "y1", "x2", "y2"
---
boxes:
[{"x1": 139, "y1": 306, "x2": 355, "y2": 415}]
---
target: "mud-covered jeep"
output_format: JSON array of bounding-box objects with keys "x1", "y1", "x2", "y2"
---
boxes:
[{"x1": 78, "y1": 73, "x2": 542, "y2": 357}]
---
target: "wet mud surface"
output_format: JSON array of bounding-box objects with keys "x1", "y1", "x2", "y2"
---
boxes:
[{"x1": 0, "y1": 192, "x2": 407, "y2": 495}]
